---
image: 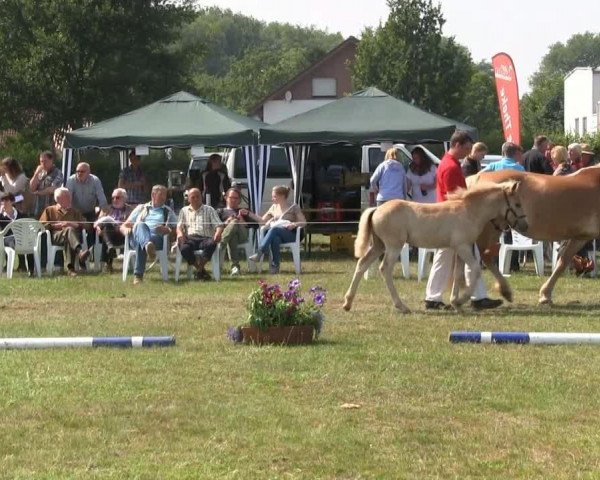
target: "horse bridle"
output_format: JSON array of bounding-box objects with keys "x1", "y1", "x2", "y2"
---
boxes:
[{"x1": 490, "y1": 190, "x2": 526, "y2": 232}]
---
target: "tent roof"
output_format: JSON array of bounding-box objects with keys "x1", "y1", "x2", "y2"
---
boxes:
[
  {"x1": 65, "y1": 91, "x2": 265, "y2": 149},
  {"x1": 259, "y1": 87, "x2": 478, "y2": 145}
]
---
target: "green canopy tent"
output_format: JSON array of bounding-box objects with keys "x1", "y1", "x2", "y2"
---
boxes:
[
  {"x1": 63, "y1": 91, "x2": 272, "y2": 214},
  {"x1": 258, "y1": 87, "x2": 478, "y2": 204}
]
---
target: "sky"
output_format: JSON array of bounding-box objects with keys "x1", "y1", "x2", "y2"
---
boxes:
[{"x1": 199, "y1": 0, "x2": 600, "y2": 94}]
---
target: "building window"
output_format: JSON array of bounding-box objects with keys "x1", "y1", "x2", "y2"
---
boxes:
[
  {"x1": 583, "y1": 117, "x2": 587, "y2": 135},
  {"x1": 575, "y1": 118, "x2": 579, "y2": 135},
  {"x1": 312, "y1": 78, "x2": 337, "y2": 97}
]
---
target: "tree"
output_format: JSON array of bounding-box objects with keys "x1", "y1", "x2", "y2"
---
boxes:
[
  {"x1": 0, "y1": 0, "x2": 193, "y2": 136},
  {"x1": 462, "y1": 62, "x2": 503, "y2": 152},
  {"x1": 521, "y1": 32, "x2": 600, "y2": 138},
  {"x1": 352, "y1": 0, "x2": 472, "y2": 118},
  {"x1": 180, "y1": 7, "x2": 343, "y2": 113}
]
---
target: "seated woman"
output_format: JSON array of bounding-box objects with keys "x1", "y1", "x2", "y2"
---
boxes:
[
  {"x1": 94, "y1": 188, "x2": 133, "y2": 273},
  {"x1": 0, "y1": 157, "x2": 29, "y2": 213},
  {"x1": 249, "y1": 185, "x2": 306, "y2": 274}
]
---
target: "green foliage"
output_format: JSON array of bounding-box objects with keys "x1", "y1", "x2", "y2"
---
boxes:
[
  {"x1": 521, "y1": 32, "x2": 600, "y2": 136},
  {"x1": 246, "y1": 279, "x2": 326, "y2": 330},
  {"x1": 0, "y1": 129, "x2": 52, "y2": 172},
  {"x1": 462, "y1": 62, "x2": 504, "y2": 152},
  {"x1": 0, "y1": 0, "x2": 194, "y2": 134},
  {"x1": 182, "y1": 7, "x2": 343, "y2": 113},
  {"x1": 352, "y1": 0, "x2": 473, "y2": 119}
]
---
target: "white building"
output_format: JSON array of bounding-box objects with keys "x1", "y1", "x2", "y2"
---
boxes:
[{"x1": 564, "y1": 67, "x2": 600, "y2": 135}]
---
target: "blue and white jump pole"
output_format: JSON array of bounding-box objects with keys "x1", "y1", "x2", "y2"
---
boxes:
[
  {"x1": 450, "y1": 331, "x2": 600, "y2": 345},
  {"x1": 0, "y1": 336, "x2": 175, "y2": 349}
]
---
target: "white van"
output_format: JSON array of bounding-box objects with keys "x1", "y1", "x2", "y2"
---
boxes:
[
  {"x1": 225, "y1": 146, "x2": 293, "y2": 214},
  {"x1": 360, "y1": 143, "x2": 440, "y2": 210}
]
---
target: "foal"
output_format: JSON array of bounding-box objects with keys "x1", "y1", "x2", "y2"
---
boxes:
[{"x1": 343, "y1": 180, "x2": 527, "y2": 313}]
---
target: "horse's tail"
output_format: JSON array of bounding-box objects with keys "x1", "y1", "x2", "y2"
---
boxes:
[{"x1": 355, "y1": 207, "x2": 377, "y2": 258}]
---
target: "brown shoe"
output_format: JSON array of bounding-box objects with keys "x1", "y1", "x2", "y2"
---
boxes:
[
  {"x1": 133, "y1": 275, "x2": 143, "y2": 285},
  {"x1": 145, "y1": 242, "x2": 156, "y2": 262}
]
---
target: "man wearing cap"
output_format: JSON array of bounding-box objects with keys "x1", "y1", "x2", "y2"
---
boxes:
[{"x1": 579, "y1": 144, "x2": 595, "y2": 169}]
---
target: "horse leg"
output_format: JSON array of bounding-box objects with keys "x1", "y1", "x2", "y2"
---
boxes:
[
  {"x1": 539, "y1": 239, "x2": 587, "y2": 305},
  {"x1": 379, "y1": 246, "x2": 411, "y2": 313},
  {"x1": 451, "y1": 245, "x2": 480, "y2": 309},
  {"x1": 343, "y1": 242, "x2": 385, "y2": 311},
  {"x1": 481, "y1": 250, "x2": 513, "y2": 303},
  {"x1": 449, "y1": 252, "x2": 465, "y2": 306}
]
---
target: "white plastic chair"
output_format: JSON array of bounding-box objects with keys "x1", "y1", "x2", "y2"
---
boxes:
[
  {"x1": 0, "y1": 219, "x2": 44, "y2": 278},
  {"x1": 122, "y1": 233, "x2": 170, "y2": 281},
  {"x1": 364, "y1": 243, "x2": 410, "y2": 280},
  {"x1": 174, "y1": 243, "x2": 221, "y2": 281},
  {"x1": 417, "y1": 248, "x2": 437, "y2": 282},
  {"x1": 499, "y1": 230, "x2": 544, "y2": 276},
  {"x1": 46, "y1": 229, "x2": 91, "y2": 275},
  {"x1": 256, "y1": 226, "x2": 303, "y2": 275}
]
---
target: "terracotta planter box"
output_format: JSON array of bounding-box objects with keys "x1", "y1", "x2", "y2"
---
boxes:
[{"x1": 241, "y1": 325, "x2": 314, "y2": 345}]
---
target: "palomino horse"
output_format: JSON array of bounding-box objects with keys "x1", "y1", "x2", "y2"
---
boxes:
[
  {"x1": 473, "y1": 167, "x2": 600, "y2": 305},
  {"x1": 342, "y1": 181, "x2": 527, "y2": 313}
]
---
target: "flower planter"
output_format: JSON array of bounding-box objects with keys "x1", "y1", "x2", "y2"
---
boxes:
[{"x1": 241, "y1": 325, "x2": 314, "y2": 345}]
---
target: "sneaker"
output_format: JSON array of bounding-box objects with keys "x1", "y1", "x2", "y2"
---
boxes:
[
  {"x1": 230, "y1": 265, "x2": 241, "y2": 276},
  {"x1": 269, "y1": 264, "x2": 280, "y2": 274},
  {"x1": 78, "y1": 248, "x2": 91, "y2": 269},
  {"x1": 67, "y1": 268, "x2": 78, "y2": 277},
  {"x1": 248, "y1": 252, "x2": 263, "y2": 263},
  {"x1": 194, "y1": 270, "x2": 212, "y2": 281},
  {"x1": 106, "y1": 246, "x2": 117, "y2": 260},
  {"x1": 145, "y1": 242, "x2": 156, "y2": 262},
  {"x1": 424, "y1": 300, "x2": 450, "y2": 310},
  {"x1": 471, "y1": 298, "x2": 503, "y2": 310},
  {"x1": 133, "y1": 275, "x2": 143, "y2": 285}
]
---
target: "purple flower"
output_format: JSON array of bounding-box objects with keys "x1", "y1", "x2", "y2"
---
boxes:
[
  {"x1": 309, "y1": 285, "x2": 325, "y2": 295},
  {"x1": 227, "y1": 326, "x2": 243, "y2": 343},
  {"x1": 288, "y1": 279, "x2": 301, "y2": 290},
  {"x1": 313, "y1": 293, "x2": 326, "y2": 306}
]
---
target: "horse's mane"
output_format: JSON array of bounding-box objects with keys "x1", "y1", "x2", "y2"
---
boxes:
[{"x1": 447, "y1": 180, "x2": 514, "y2": 201}]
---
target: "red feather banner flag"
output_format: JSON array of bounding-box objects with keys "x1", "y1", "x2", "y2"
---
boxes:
[{"x1": 492, "y1": 52, "x2": 521, "y2": 145}]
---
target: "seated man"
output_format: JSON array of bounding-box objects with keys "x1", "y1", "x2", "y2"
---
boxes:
[
  {"x1": 121, "y1": 184, "x2": 177, "y2": 284},
  {"x1": 39, "y1": 187, "x2": 90, "y2": 276},
  {"x1": 217, "y1": 188, "x2": 262, "y2": 276},
  {"x1": 176, "y1": 187, "x2": 224, "y2": 281},
  {"x1": 94, "y1": 188, "x2": 133, "y2": 273}
]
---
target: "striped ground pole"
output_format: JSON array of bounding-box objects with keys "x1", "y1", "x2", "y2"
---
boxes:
[
  {"x1": 449, "y1": 332, "x2": 600, "y2": 345},
  {"x1": 0, "y1": 336, "x2": 175, "y2": 349}
]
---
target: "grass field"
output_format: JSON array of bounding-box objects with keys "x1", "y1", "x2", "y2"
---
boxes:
[{"x1": 1, "y1": 245, "x2": 600, "y2": 479}]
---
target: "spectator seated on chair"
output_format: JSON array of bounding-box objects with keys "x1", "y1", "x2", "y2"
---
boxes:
[
  {"x1": 0, "y1": 191, "x2": 35, "y2": 275},
  {"x1": 248, "y1": 185, "x2": 306, "y2": 274},
  {"x1": 217, "y1": 187, "x2": 263, "y2": 276},
  {"x1": 176, "y1": 187, "x2": 224, "y2": 281},
  {"x1": 94, "y1": 188, "x2": 133, "y2": 273},
  {"x1": 39, "y1": 187, "x2": 90, "y2": 277},
  {"x1": 121, "y1": 184, "x2": 177, "y2": 284}
]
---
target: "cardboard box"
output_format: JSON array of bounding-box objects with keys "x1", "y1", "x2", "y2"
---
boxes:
[{"x1": 330, "y1": 232, "x2": 355, "y2": 254}]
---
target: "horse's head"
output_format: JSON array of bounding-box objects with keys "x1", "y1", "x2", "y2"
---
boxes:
[{"x1": 498, "y1": 180, "x2": 528, "y2": 232}]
